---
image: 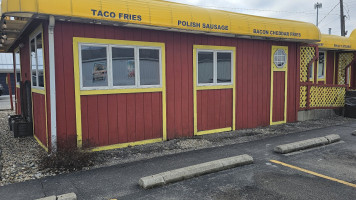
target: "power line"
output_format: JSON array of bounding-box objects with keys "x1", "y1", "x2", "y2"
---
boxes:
[
  {"x1": 318, "y1": 2, "x2": 340, "y2": 25},
  {"x1": 197, "y1": 5, "x2": 338, "y2": 15}
]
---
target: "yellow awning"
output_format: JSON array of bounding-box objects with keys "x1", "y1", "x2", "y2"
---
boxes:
[
  {"x1": 318, "y1": 30, "x2": 356, "y2": 51},
  {"x1": 1, "y1": 0, "x2": 321, "y2": 42}
]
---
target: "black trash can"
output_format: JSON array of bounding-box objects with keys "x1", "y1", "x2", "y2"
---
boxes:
[
  {"x1": 344, "y1": 91, "x2": 356, "y2": 118},
  {"x1": 13, "y1": 119, "x2": 33, "y2": 138},
  {"x1": 8, "y1": 115, "x2": 22, "y2": 131}
]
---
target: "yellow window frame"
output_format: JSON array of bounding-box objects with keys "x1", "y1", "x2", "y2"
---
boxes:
[
  {"x1": 73, "y1": 37, "x2": 167, "y2": 150},
  {"x1": 270, "y1": 45, "x2": 288, "y2": 125},
  {"x1": 193, "y1": 45, "x2": 236, "y2": 136}
]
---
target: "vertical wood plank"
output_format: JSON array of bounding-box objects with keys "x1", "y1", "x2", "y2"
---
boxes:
[
  {"x1": 117, "y1": 94, "x2": 128, "y2": 143},
  {"x1": 97, "y1": 95, "x2": 109, "y2": 146},
  {"x1": 107, "y1": 94, "x2": 118, "y2": 145},
  {"x1": 127, "y1": 94, "x2": 136, "y2": 142},
  {"x1": 143, "y1": 93, "x2": 153, "y2": 140}
]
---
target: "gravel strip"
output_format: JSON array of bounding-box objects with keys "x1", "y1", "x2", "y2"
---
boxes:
[
  {"x1": 0, "y1": 109, "x2": 355, "y2": 186},
  {"x1": 0, "y1": 111, "x2": 54, "y2": 186}
]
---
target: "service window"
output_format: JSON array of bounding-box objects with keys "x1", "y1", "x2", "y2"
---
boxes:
[
  {"x1": 79, "y1": 43, "x2": 162, "y2": 90},
  {"x1": 197, "y1": 50, "x2": 232, "y2": 86},
  {"x1": 30, "y1": 31, "x2": 45, "y2": 88},
  {"x1": 14, "y1": 49, "x2": 21, "y2": 85},
  {"x1": 318, "y1": 51, "x2": 326, "y2": 81}
]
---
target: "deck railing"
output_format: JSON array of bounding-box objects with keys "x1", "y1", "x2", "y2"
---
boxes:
[{"x1": 299, "y1": 84, "x2": 347, "y2": 110}]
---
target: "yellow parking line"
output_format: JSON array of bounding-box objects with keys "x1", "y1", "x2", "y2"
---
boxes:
[{"x1": 270, "y1": 160, "x2": 356, "y2": 189}]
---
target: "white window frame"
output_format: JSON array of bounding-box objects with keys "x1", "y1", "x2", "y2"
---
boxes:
[
  {"x1": 79, "y1": 43, "x2": 162, "y2": 90},
  {"x1": 14, "y1": 48, "x2": 21, "y2": 86},
  {"x1": 196, "y1": 49, "x2": 233, "y2": 87},
  {"x1": 29, "y1": 29, "x2": 45, "y2": 89}
]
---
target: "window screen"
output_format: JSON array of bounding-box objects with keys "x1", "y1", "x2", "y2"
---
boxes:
[
  {"x1": 139, "y1": 49, "x2": 160, "y2": 86},
  {"x1": 217, "y1": 52, "x2": 232, "y2": 83},
  {"x1": 198, "y1": 52, "x2": 214, "y2": 84},
  {"x1": 81, "y1": 45, "x2": 108, "y2": 87},
  {"x1": 273, "y1": 49, "x2": 287, "y2": 68},
  {"x1": 318, "y1": 52, "x2": 325, "y2": 79},
  {"x1": 112, "y1": 47, "x2": 135, "y2": 86}
]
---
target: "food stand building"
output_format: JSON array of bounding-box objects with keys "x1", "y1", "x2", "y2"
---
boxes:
[{"x1": 0, "y1": 0, "x2": 355, "y2": 152}]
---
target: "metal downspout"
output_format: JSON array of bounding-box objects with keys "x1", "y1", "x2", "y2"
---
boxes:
[{"x1": 48, "y1": 16, "x2": 57, "y2": 152}]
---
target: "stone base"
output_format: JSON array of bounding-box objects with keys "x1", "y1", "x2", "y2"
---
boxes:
[{"x1": 297, "y1": 108, "x2": 343, "y2": 122}]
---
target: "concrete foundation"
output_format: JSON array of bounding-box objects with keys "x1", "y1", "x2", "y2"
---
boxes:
[{"x1": 297, "y1": 108, "x2": 343, "y2": 122}]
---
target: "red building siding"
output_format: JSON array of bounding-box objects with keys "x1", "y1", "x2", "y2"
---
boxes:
[
  {"x1": 55, "y1": 22, "x2": 299, "y2": 147},
  {"x1": 197, "y1": 89, "x2": 233, "y2": 131},
  {"x1": 14, "y1": 22, "x2": 51, "y2": 149},
  {"x1": 80, "y1": 93, "x2": 162, "y2": 147},
  {"x1": 272, "y1": 72, "x2": 286, "y2": 122},
  {"x1": 326, "y1": 51, "x2": 335, "y2": 84},
  {"x1": 32, "y1": 92, "x2": 47, "y2": 146}
]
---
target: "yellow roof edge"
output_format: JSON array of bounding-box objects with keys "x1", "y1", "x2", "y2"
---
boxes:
[
  {"x1": 2, "y1": 0, "x2": 321, "y2": 41},
  {"x1": 318, "y1": 33, "x2": 356, "y2": 51}
]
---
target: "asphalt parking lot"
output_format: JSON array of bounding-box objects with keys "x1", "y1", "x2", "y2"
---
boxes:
[
  {"x1": 119, "y1": 123, "x2": 356, "y2": 200},
  {"x1": 1, "y1": 120, "x2": 356, "y2": 200}
]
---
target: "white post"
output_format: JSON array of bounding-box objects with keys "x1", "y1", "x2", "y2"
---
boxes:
[{"x1": 48, "y1": 15, "x2": 57, "y2": 152}]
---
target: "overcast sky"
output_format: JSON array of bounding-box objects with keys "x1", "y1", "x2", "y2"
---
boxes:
[{"x1": 168, "y1": 0, "x2": 356, "y2": 36}]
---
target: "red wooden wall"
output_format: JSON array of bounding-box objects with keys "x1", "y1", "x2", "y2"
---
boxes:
[
  {"x1": 15, "y1": 21, "x2": 51, "y2": 149},
  {"x1": 32, "y1": 93, "x2": 47, "y2": 146},
  {"x1": 351, "y1": 63, "x2": 356, "y2": 88},
  {"x1": 272, "y1": 72, "x2": 286, "y2": 122},
  {"x1": 326, "y1": 51, "x2": 335, "y2": 84},
  {"x1": 80, "y1": 93, "x2": 162, "y2": 147},
  {"x1": 54, "y1": 22, "x2": 299, "y2": 147},
  {"x1": 197, "y1": 89, "x2": 232, "y2": 131}
]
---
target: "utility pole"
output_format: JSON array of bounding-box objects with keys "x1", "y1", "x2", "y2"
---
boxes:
[
  {"x1": 314, "y1": 3, "x2": 322, "y2": 27},
  {"x1": 340, "y1": 0, "x2": 346, "y2": 36}
]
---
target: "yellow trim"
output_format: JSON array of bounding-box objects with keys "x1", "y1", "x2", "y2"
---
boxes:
[
  {"x1": 195, "y1": 127, "x2": 232, "y2": 136},
  {"x1": 73, "y1": 39, "x2": 82, "y2": 148},
  {"x1": 90, "y1": 138, "x2": 163, "y2": 152},
  {"x1": 193, "y1": 45, "x2": 236, "y2": 135},
  {"x1": 34, "y1": 135, "x2": 49, "y2": 152},
  {"x1": 194, "y1": 45, "x2": 236, "y2": 51},
  {"x1": 317, "y1": 51, "x2": 327, "y2": 83},
  {"x1": 16, "y1": 84, "x2": 20, "y2": 88},
  {"x1": 30, "y1": 25, "x2": 49, "y2": 150},
  {"x1": 270, "y1": 46, "x2": 288, "y2": 125},
  {"x1": 193, "y1": 48, "x2": 198, "y2": 134},
  {"x1": 31, "y1": 88, "x2": 46, "y2": 95},
  {"x1": 2, "y1": 0, "x2": 321, "y2": 41},
  {"x1": 196, "y1": 85, "x2": 233, "y2": 90},
  {"x1": 318, "y1": 34, "x2": 356, "y2": 51},
  {"x1": 73, "y1": 37, "x2": 167, "y2": 148},
  {"x1": 74, "y1": 37, "x2": 165, "y2": 48},
  {"x1": 270, "y1": 160, "x2": 356, "y2": 189},
  {"x1": 80, "y1": 88, "x2": 163, "y2": 96}
]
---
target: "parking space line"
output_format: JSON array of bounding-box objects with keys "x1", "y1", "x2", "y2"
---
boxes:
[{"x1": 270, "y1": 160, "x2": 356, "y2": 189}]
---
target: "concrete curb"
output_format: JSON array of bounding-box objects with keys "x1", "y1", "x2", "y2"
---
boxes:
[
  {"x1": 35, "y1": 193, "x2": 77, "y2": 200},
  {"x1": 274, "y1": 134, "x2": 341, "y2": 154},
  {"x1": 139, "y1": 154, "x2": 253, "y2": 189}
]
